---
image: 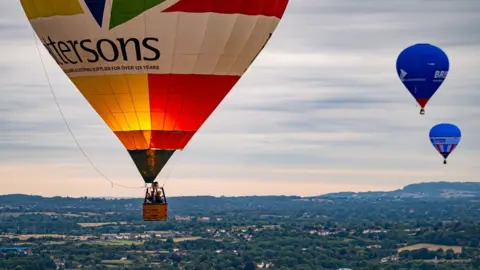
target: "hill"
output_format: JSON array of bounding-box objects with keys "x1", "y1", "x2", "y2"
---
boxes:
[
  {"x1": 319, "y1": 181, "x2": 480, "y2": 199},
  {"x1": 0, "y1": 182, "x2": 479, "y2": 208}
]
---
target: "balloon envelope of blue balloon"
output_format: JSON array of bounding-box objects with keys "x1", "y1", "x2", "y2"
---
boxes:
[
  {"x1": 429, "y1": 123, "x2": 461, "y2": 164},
  {"x1": 396, "y1": 43, "x2": 449, "y2": 115}
]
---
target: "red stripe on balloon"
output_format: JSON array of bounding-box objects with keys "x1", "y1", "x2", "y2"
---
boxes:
[
  {"x1": 147, "y1": 73, "x2": 241, "y2": 149},
  {"x1": 164, "y1": 0, "x2": 289, "y2": 19}
]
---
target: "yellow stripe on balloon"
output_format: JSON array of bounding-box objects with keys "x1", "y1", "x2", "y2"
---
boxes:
[
  {"x1": 70, "y1": 74, "x2": 151, "y2": 133},
  {"x1": 20, "y1": 0, "x2": 84, "y2": 20}
]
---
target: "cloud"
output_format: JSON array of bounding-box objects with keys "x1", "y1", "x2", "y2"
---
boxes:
[{"x1": 0, "y1": 0, "x2": 478, "y2": 197}]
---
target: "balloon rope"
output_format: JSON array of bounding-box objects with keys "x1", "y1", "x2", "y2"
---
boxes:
[
  {"x1": 31, "y1": 29, "x2": 144, "y2": 190},
  {"x1": 162, "y1": 166, "x2": 173, "y2": 188},
  {"x1": 161, "y1": 150, "x2": 184, "y2": 188}
]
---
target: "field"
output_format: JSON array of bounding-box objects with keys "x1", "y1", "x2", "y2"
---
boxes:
[
  {"x1": 78, "y1": 222, "x2": 114, "y2": 227},
  {"x1": 421, "y1": 259, "x2": 471, "y2": 263},
  {"x1": 0, "y1": 212, "x2": 58, "y2": 217},
  {"x1": 171, "y1": 237, "x2": 202, "y2": 242},
  {"x1": 62, "y1": 213, "x2": 83, "y2": 217},
  {"x1": 90, "y1": 237, "x2": 202, "y2": 245},
  {"x1": 101, "y1": 260, "x2": 133, "y2": 265},
  {"x1": 6, "y1": 234, "x2": 95, "y2": 241},
  {"x1": 89, "y1": 240, "x2": 144, "y2": 246},
  {"x1": 9, "y1": 234, "x2": 68, "y2": 240},
  {"x1": 0, "y1": 212, "x2": 93, "y2": 218},
  {"x1": 78, "y1": 222, "x2": 128, "y2": 227},
  {"x1": 398, "y1": 244, "x2": 463, "y2": 253},
  {"x1": 79, "y1": 212, "x2": 103, "y2": 216},
  {"x1": 128, "y1": 250, "x2": 169, "y2": 254},
  {"x1": 2, "y1": 234, "x2": 198, "y2": 244}
]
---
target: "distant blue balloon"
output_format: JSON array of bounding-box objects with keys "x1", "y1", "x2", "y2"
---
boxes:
[
  {"x1": 429, "y1": 123, "x2": 461, "y2": 164},
  {"x1": 396, "y1": 43, "x2": 449, "y2": 115}
]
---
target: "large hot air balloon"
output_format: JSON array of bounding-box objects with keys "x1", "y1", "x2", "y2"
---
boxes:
[
  {"x1": 396, "y1": 43, "x2": 449, "y2": 115},
  {"x1": 20, "y1": 0, "x2": 289, "y2": 220},
  {"x1": 429, "y1": 123, "x2": 461, "y2": 164}
]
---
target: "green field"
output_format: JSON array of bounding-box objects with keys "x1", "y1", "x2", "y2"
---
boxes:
[{"x1": 87, "y1": 240, "x2": 143, "y2": 246}]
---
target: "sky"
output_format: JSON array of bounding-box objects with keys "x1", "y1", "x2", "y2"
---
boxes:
[{"x1": 0, "y1": 0, "x2": 479, "y2": 198}]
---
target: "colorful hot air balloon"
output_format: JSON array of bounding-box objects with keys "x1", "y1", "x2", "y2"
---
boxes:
[
  {"x1": 429, "y1": 123, "x2": 461, "y2": 164},
  {"x1": 20, "y1": 0, "x2": 289, "y2": 220},
  {"x1": 396, "y1": 43, "x2": 449, "y2": 115}
]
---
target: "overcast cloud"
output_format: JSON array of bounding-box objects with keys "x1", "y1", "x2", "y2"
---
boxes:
[{"x1": 0, "y1": 0, "x2": 478, "y2": 197}]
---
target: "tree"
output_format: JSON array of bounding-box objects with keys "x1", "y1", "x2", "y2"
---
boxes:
[{"x1": 244, "y1": 261, "x2": 256, "y2": 270}]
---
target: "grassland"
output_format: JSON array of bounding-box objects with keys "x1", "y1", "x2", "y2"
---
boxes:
[
  {"x1": 77, "y1": 222, "x2": 114, "y2": 227},
  {"x1": 77, "y1": 222, "x2": 128, "y2": 227},
  {"x1": 170, "y1": 237, "x2": 202, "y2": 242},
  {"x1": 398, "y1": 244, "x2": 463, "y2": 253},
  {"x1": 88, "y1": 239, "x2": 144, "y2": 246},
  {"x1": 101, "y1": 260, "x2": 133, "y2": 265}
]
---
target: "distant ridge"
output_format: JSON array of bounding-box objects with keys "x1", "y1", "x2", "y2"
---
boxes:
[
  {"x1": 318, "y1": 181, "x2": 480, "y2": 199},
  {"x1": 1, "y1": 182, "x2": 479, "y2": 201}
]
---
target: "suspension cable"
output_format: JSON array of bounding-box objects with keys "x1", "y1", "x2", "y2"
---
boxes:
[{"x1": 30, "y1": 28, "x2": 144, "y2": 189}]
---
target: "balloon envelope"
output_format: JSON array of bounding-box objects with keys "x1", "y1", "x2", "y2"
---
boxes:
[
  {"x1": 20, "y1": 0, "x2": 289, "y2": 183},
  {"x1": 396, "y1": 43, "x2": 449, "y2": 110},
  {"x1": 429, "y1": 123, "x2": 461, "y2": 161}
]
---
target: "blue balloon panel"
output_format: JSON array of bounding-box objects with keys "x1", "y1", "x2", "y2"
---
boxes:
[
  {"x1": 429, "y1": 123, "x2": 461, "y2": 163},
  {"x1": 396, "y1": 43, "x2": 449, "y2": 113}
]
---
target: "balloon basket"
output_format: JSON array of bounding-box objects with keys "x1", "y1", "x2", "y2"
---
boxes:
[
  {"x1": 143, "y1": 203, "x2": 168, "y2": 221},
  {"x1": 143, "y1": 184, "x2": 168, "y2": 221},
  {"x1": 420, "y1": 108, "x2": 425, "y2": 115}
]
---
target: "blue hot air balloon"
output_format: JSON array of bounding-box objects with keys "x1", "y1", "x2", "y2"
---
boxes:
[
  {"x1": 429, "y1": 123, "x2": 461, "y2": 164},
  {"x1": 396, "y1": 43, "x2": 449, "y2": 115}
]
